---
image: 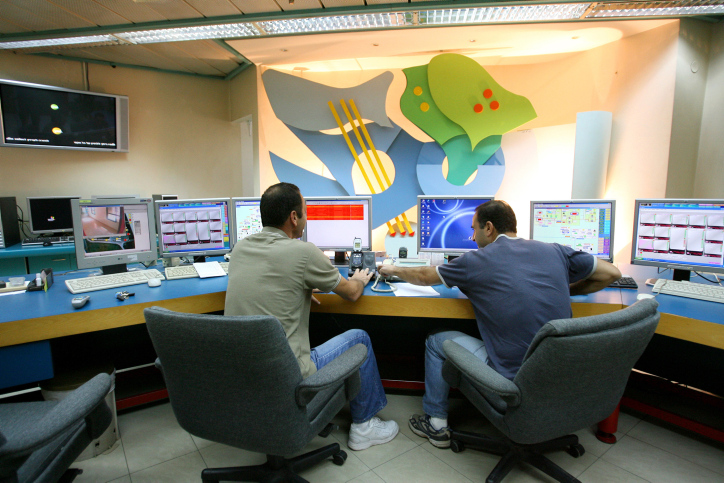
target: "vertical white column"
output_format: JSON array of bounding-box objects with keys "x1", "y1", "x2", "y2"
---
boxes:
[{"x1": 572, "y1": 111, "x2": 613, "y2": 199}]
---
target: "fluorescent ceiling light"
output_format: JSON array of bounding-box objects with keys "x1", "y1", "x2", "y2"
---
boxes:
[
  {"x1": 116, "y1": 24, "x2": 261, "y2": 44},
  {"x1": 589, "y1": 2, "x2": 724, "y2": 17},
  {"x1": 257, "y1": 13, "x2": 413, "y2": 35},
  {"x1": 420, "y1": 5, "x2": 591, "y2": 24},
  {"x1": 0, "y1": 35, "x2": 118, "y2": 50}
]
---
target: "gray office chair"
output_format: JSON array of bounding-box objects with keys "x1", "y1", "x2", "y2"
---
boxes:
[
  {"x1": 144, "y1": 307, "x2": 367, "y2": 483},
  {"x1": 442, "y1": 298, "x2": 660, "y2": 483},
  {"x1": 0, "y1": 373, "x2": 112, "y2": 483}
]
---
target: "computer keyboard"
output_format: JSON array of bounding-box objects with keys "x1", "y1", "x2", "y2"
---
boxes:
[
  {"x1": 65, "y1": 269, "x2": 165, "y2": 294},
  {"x1": 609, "y1": 276, "x2": 638, "y2": 289},
  {"x1": 652, "y1": 279, "x2": 724, "y2": 304},
  {"x1": 22, "y1": 236, "x2": 74, "y2": 246},
  {"x1": 164, "y1": 262, "x2": 229, "y2": 280}
]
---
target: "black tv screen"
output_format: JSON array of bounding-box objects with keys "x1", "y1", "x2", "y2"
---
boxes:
[{"x1": 0, "y1": 79, "x2": 129, "y2": 152}]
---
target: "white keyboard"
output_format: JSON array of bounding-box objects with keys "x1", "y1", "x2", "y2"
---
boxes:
[
  {"x1": 165, "y1": 262, "x2": 229, "y2": 280},
  {"x1": 65, "y1": 269, "x2": 165, "y2": 294},
  {"x1": 652, "y1": 279, "x2": 724, "y2": 304}
]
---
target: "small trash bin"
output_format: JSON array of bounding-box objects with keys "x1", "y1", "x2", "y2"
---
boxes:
[{"x1": 40, "y1": 363, "x2": 120, "y2": 462}]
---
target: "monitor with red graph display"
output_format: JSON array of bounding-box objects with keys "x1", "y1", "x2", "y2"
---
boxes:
[{"x1": 303, "y1": 197, "x2": 373, "y2": 258}]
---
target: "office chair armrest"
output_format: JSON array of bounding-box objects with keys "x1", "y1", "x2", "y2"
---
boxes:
[
  {"x1": 0, "y1": 373, "x2": 111, "y2": 457},
  {"x1": 443, "y1": 340, "x2": 521, "y2": 407},
  {"x1": 296, "y1": 343, "x2": 367, "y2": 407}
]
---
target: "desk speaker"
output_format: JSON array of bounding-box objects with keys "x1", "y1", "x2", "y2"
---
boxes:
[{"x1": 0, "y1": 197, "x2": 20, "y2": 249}]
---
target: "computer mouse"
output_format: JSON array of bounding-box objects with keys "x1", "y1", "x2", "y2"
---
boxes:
[
  {"x1": 636, "y1": 293, "x2": 655, "y2": 300},
  {"x1": 148, "y1": 278, "x2": 162, "y2": 287},
  {"x1": 42, "y1": 241, "x2": 52, "y2": 247}
]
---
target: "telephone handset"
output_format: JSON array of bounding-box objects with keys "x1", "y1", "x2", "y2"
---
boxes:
[{"x1": 372, "y1": 258, "x2": 397, "y2": 292}]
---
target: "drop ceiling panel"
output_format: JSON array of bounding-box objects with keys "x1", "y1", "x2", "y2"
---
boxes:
[
  {"x1": 91, "y1": 0, "x2": 168, "y2": 23},
  {"x1": 46, "y1": 0, "x2": 130, "y2": 27},
  {"x1": 175, "y1": 39, "x2": 244, "y2": 72},
  {"x1": 0, "y1": 17, "x2": 30, "y2": 34},
  {"x1": 183, "y1": 0, "x2": 244, "y2": 18},
  {"x1": 0, "y1": 2, "x2": 78, "y2": 31},
  {"x1": 365, "y1": 0, "x2": 408, "y2": 4},
  {"x1": 276, "y1": 0, "x2": 325, "y2": 12},
  {"x1": 82, "y1": 44, "x2": 196, "y2": 73},
  {"x1": 229, "y1": 0, "x2": 282, "y2": 15},
  {"x1": 141, "y1": 42, "x2": 227, "y2": 76},
  {"x1": 142, "y1": 0, "x2": 205, "y2": 21},
  {"x1": 3, "y1": 0, "x2": 98, "y2": 29},
  {"x1": 321, "y1": 0, "x2": 367, "y2": 7}
]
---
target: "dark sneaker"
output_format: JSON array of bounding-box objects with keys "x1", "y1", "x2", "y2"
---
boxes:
[{"x1": 408, "y1": 414, "x2": 450, "y2": 448}]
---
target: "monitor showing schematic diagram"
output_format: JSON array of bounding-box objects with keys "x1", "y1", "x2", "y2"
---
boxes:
[
  {"x1": 231, "y1": 197, "x2": 262, "y2": 243},
  {"x1": 530, "y1": 200, "x2": 615, "y2": 262}
]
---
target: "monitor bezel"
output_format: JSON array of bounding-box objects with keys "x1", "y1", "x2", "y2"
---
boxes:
[
  {"x1": 416, "y1": 195, "x2": 495, "y2": 254},
  {"x1": 630, "y1": 198, "x2": 724, "y2": 276},
  {"x1": 26, "y1": 195, "x2": 79, "y2": 234},
  {"x1": 71, "y1": 197, "x2": 158, "y2": 270},
  {"x1": 303, "y1": 196, "x2": 373, "y2": 252},
  {"x1": 0, "y1": 78, "x2": 129, "y2": 153},
  {"x1": 155, "y1": 198, "x2": 233, "y2": 259},
  {"x1": 231, "y1": 197, "x2": 262, "y2": 244},
  {"x1": 529, "y1": 199, "x2": 616, "y2": 263}
]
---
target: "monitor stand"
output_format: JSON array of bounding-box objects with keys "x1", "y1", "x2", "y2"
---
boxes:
[
  {"x1": 333, "y1": 251, "x2": 347, "y2": 266},
  {"x1": 672, "y1": 269, "x2": 691, "y2": 282},
  {"x1": 193, "y1": 256, "x2": 207, "y2": 263},
  {"x1": 102, "y1": 264, "x2": 128, "y2": 275}
]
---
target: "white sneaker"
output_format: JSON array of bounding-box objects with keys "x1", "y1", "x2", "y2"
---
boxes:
[{"x1": 347, "y1": 417, "x2": 399, "y2": 451}]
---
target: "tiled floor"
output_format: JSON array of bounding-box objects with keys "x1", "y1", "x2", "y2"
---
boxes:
[{"x1": 72, "y1": 394, "x2": 724, "y2": 482}]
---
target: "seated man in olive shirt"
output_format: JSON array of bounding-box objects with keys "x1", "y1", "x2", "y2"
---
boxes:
[{"x1": 225, "y1": 182, "x2": 398, "y2": 451}]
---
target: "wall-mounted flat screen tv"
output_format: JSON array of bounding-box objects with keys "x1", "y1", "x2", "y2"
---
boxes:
[{"x1": 0, "y1": 79, "x2": 129, "y2": 152}]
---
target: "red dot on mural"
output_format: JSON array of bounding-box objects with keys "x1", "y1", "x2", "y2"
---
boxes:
[
  {"x1": 474, "y1": 103, "x2": 483, "y2": 113},
  {"x1": 490, "y1": 101, "x2": 500, "y2": 110},
  {"x1": 483, "y1": 89, "x2": 493, "y2": 99}
]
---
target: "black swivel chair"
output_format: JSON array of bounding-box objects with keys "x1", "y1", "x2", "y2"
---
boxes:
[
  {"x1": 0, "y1": 373, "x2": 113, "y2": 483},
  {"x1": 144, "y1": 307, "x2": 367, "y2": 483},
  {"x1": 442, "y1": 298, "x2": 660, "y2": 483}
]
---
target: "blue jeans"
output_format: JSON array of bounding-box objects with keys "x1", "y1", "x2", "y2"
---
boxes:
[
  {"x1": 423, "y1": 331, "x2": 489, "y2": 419},
  {"x1": 310, "y1": 329, "x2": 387, "y2": 424}
]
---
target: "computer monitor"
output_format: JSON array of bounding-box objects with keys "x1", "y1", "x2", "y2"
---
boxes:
[
  {"x1": 631, "y1": 199, "x2": 724, "y2": 281},
  {"x1": 417, "y1": 196, "x2": 494, "y2": 254},
  {"x1": 530, "y1": 200, "x2": 615, "y2": 262},
  {"x1": 155, "y1": 198, "x2": 232, "y2": 262},
  {"x1": 231, "y1": 197, "x2": 263, "y2": 243},
  {"x1": 71, "y1": 197, "x2": 158, "y2": 274},
  {"x1": 27, "y1": 196, "x2": 78, "y2": 234},
  {"x1": 303, "y1": 196, "x2": 373, "y2": 264}
]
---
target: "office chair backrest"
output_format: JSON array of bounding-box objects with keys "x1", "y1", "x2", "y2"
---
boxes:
[
  {"x1": 507, "y1": 298, "x2": 660, "y2": 443},
  {"x1": 144, "y1": 307, "x2": 312, "y2": 455}
]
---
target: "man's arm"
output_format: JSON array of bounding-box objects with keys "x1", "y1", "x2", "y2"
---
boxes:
[
  {"x1": 377, "y1": 264, "x2": 442, "y2": 286},
  {"x1": 569, "y1": 259, "x2": 621, "y2": 295},
  {"x1": 332, "y1": 268, "x2": 373, "y2": 302}
]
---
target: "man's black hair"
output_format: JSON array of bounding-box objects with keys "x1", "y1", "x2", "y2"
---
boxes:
[
  {"x1": 260, "y1": 182, "x2": 303, "y2": 228},
  {"x1": 475, "y1": 200, "x2": 517, "y2": 234}
]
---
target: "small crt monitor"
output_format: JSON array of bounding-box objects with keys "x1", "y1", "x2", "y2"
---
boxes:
[
  {"x1": 530, "y1": 200, "x2": 615, "y2": 262},
  {"x1": 27, "y1": 196, "x2": 78, "y2": 234},
  {"x1": 231, "y1": 197, "x2": 262, "y2": 243},
  {"x1": 417, "y1": 196, "x2": 494, "y2": 254},
  {"x1": 71, "y1": 198, "x2": 158, "y2": 274},
  {"x1": 304, "y1": 197, "x2": 373, "y2": 260},
  {"x1": 155, "y1": 198, "x2": 232, "y2": 261},
  {"x1": 631, "y1": 199, "x2": 724, "y2": 281}
]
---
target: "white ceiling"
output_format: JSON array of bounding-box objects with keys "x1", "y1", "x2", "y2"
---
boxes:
[{"x1": 228, "y1": 19, "x2": 675, "y2": 72}]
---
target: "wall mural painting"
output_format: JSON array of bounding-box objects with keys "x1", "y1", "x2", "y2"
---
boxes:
[{"x1": 262, "y1": 53, "x2": 536, "y2": 242}]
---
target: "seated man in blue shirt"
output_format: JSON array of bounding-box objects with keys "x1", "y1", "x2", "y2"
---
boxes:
[{"x1": 378, "y1": 200, "x2": 621, "y2": 448}]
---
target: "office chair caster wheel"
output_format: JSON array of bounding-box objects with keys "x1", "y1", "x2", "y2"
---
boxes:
[
  {"x1": 332, "y1": 450, "x2": 347, "y2": 466},
  {"x1": 566, "y1": 443, "x2": 585, "y2": 458},
  {"x1": 450, "y1": 440, "x2": 465, "y2": 453}
]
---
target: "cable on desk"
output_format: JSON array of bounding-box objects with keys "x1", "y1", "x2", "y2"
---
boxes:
[
  {"x1": 693, "y1": 272, "x2": 722, "y2": 285},
  {"x1": 371, "y1": 274, "x2": 396, "y2": 293}
]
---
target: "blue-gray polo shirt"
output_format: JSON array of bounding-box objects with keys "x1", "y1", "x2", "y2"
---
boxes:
[{"x1": 436, "y1": 235, "x2": 596, "y2": 380}]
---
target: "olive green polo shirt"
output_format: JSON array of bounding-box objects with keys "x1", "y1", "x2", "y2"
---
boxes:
[{"x1": 224, "y1": 226, "x2": 341, "y2": 377}]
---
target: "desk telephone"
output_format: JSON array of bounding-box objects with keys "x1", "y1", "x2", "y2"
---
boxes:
[{"x1": 349, "y1": 237, "x2": 376, "y2": 273}]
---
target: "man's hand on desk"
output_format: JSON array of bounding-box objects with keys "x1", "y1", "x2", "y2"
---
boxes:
[
  {"x1": 331, "y1": 268, "x2": 373, "y2": 302},
  {"x1": 349, "y1": 268, "x2": 373, "y2": 286}
]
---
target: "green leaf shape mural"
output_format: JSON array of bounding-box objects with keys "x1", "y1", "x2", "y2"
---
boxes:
[
  {"x1": 401, "y1": 53, "x2": 536, "y2": 186},
  {"x1": 428, "y1": 53, "x2": 537, "y2": 150},
  {"x1": 443, "y1": 134, "x2": 502, "y2": 186},
  {"x1": 400, "y1": 64, "x2": 464, "y2": 146}
]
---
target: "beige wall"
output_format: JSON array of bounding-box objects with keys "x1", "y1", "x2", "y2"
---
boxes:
[{"x1": 0, "y1": 51, "x2": 240, "y2": 203}]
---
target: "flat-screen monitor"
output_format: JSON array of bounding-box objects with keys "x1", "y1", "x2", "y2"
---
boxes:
[
  {"x1": 530, "y1": 200, "x2": 615, "y2": 262},
  {"x1": 304, "y1": 196, "x2": 372, "y2": 263},
  {"x1": 0, "y1": 79, "x2": 129, "y2": 152},
  {"x1": 631, "y1": 199, "x2": 724, "y2": 281},
  {"x1": 71, "y1": 198, "x2": 158, "y2": 274},
  {"x1": 417, "y1": 196, "x2": 494, "y2": 254},
  {"x1": 27, "y1": 196, "x2": 79, "y2": 234},
  {"x1": 232, "y1": 197, "x2": 262, "y2": 243},
  {"x1": 155, "y1": 198, "x2": 232, "y2": 261}
]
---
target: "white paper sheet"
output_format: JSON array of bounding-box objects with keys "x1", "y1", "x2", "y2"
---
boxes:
[
  {"x1": 193, "y1": 261, "x2": 227, "y2": 278},
  {"x1": 392, "y1": 284, "x2": 440, "y2": 297}
]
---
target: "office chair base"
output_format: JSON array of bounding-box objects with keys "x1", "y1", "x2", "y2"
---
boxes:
[
  {"x1": 200, "y1": 442, "x2": 346, "y2": 483},
  {"x1": 449, "y1": 429, "x2": 584, "y2": 483},
  {"x1": 58, "y1": 468, "x2": 83, "y2": 483}
]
